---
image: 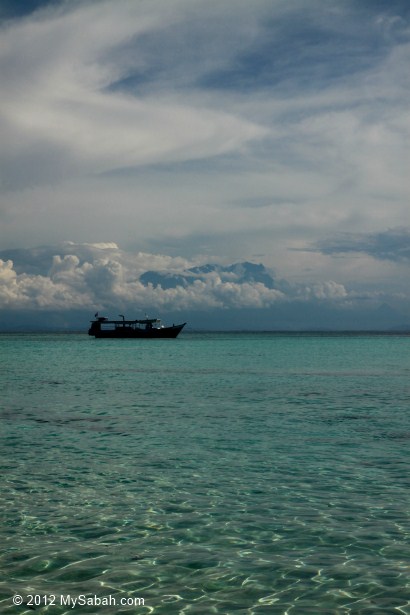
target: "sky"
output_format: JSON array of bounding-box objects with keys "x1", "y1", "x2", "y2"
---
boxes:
[{"x1": 1, "y1": 0, "x2": 410, "y2": 330}]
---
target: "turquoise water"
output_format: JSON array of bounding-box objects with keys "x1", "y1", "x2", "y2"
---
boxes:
[{"x1": 1, "y1": 332, "x2": 410, "y2": 614}]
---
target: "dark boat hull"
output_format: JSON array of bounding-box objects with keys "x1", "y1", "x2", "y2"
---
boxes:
[{"x1": 89, "y1": 323, "x2": 185, "y2": 338}]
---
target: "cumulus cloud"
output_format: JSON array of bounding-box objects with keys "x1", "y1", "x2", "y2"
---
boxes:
[
  {"x1": 304, "y1": 281, "x2": 348, "y2": 301},
  {"x1": 0, "y1": 243, "x2": 286, "y2": 312},
  {"x1": 0, "y1": 243, "x2": 278, "y2": 312},
  {"x1": 0, "y1": 256, "x2": 91, "y2": 309},
  {"x1": 0, "y1": 242, "x2": 394, "y2": 317}
]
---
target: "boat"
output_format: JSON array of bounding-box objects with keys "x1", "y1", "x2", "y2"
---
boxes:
[{"x1": 88, "y1": 315, "x2": 186, "y2": 338}]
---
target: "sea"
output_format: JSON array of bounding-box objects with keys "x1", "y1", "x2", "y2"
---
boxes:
[{"x1": 1, "y1": 332, "x2": 410, "y2": 614}]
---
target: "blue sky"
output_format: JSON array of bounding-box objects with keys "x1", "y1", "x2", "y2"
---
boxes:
[{"x1": 1, "y1": 0, "x2": 410, "y2": 328}]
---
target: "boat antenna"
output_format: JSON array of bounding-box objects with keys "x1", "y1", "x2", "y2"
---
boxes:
[{"x1": 119, "y1": 314, "x2": 125, "y2": 321}]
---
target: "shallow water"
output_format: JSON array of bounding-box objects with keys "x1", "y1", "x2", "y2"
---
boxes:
[{"x1": 1, "y1": 332, "x2": 410, "y2": 613}]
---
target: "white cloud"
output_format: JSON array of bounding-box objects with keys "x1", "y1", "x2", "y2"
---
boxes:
[
  {"x1": 0, "y1": 241, "x2": 365, "y2": 314},
  {"x1": 0, "y1": 256, "x2": 91, "y2": 309},
  {"x1": 0, "y1": 241, "x2": 405, "y2": 319},
  {"x1": 308, "y1": 281, "x2": 348, "y2": 301},
  {"x1": 0, "y1": 0, "x2": 267, "y2": 189}
]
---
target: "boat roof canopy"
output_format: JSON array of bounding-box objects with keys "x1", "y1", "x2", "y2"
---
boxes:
[{"x1": 93, "y1": 317, "x2": 160, "y2": 325}]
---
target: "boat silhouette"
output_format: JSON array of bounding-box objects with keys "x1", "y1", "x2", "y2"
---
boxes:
[{"x1": 88, "y1": 315, "x2": 185, "y2": 338}]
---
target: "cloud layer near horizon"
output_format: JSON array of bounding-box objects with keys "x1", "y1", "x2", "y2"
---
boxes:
[{"x1": 0, "y1": 241, "x2": 402, "y2": 316}]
